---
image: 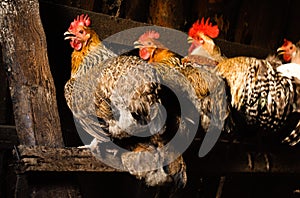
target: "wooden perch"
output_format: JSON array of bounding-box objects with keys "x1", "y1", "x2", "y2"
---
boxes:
[
  {"x1": 14, "y1": 143, "x2": 300, "y2": 175},
  {"x1": 15, "y1": 145, "x2": 121, "y2": 174}
]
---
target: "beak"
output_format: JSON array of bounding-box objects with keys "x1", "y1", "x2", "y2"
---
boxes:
[
  {"x1": 187, "y1": 36, "x2": 194, "y2": 43},
  {"x1": 134, "y1": 40, "x2": 142, "y2": 48},
  {"x1": 276, "y1": 47, "x2": 285, "y2": 55},
  {"x1": 64, "y1": 31, "x2": 75, "y2": 40}
]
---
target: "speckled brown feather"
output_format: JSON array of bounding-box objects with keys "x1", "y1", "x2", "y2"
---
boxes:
[
  {"x1": 121, "y1": 142, "x2": 187, "y2": 187},
  {"x1": 64, "y1": 28, "x2": 116, "y2": 113},
  {"x1": 182, "y1": 54, "x2": 218, "y2": 65},
  {"x1": 178, "y1": 65, "x2": 209, "y2": 98},
  {"x1": 65, "y1": 17, "x2": 195, "y2": 188},
  {"x1": 148, "y1": 47, "x2": 214, "y2": 100}
]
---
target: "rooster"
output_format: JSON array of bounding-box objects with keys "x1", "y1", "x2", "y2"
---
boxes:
[
  {"x1": 186, "y1": 17, "x2": 225, "y2": 63},
  {"x1": 187, "y1": 20, "x2": 300, "y2": 148},
  {"x1": 64, "y1": 14, "x2": 194, "y2": 188},
  {"x1": 134, "y1": 30, "x2": 228, "y2": 157}
]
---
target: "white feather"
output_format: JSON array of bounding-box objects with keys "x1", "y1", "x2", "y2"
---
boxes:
[{"x1": 277, "y1": 63, "x2": 300, "y2": 79}]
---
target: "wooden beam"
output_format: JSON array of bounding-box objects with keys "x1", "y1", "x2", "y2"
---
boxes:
[
  {"x1": 14, "y1": 143, "x2": 300, "y2": 175},
  {"x1": 0, "y1": 0, "x2": 64, "y2": 147},
  {"x1": 15, "y1": 145, "x2": 121, "y2": 174}
]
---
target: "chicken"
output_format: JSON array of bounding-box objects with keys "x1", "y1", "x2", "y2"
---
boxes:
[
  {"x1": 186, "y1": 17, "x2": 225, "y2": 63},
  {"x1": 275, "y1": 39, "x2": 300, "y2": 80},
  {"x1": 134, "y1": 30, "x2": 228, "y2": 157},
  {"x1": 64, "y1": 14, "x2": 195, "y2": 188},
  {"x1": 277, "y1": 39, "x2": 300, "y2": 64},
  {"x1": 187, "y1": 21, "x2": 300, "y2": 147},
  {"x1": 64, "y1": 14, "x2": 116, "y2": 114}
]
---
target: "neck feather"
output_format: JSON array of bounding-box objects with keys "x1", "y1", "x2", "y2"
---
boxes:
[{"x1": 71, "y1": 32, "x2": 101, "y2": 77}]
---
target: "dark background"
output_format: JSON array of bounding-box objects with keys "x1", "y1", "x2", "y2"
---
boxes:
[{"x1": 40, "y1": 0, "x2": 300, "y2": 50}]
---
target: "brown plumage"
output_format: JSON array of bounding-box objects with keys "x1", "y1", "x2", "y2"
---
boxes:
[
  {"x1": 64, "y1": 14, "x2": 197, "y2": 188},
  {"x1": 134, "y1": 30, "x2": 228, "y2": 153},
  {"x1": 134, "y1": 30, "x2": 222, "y2": 100},
  {"x1": 64, "y1": 14, "x2": 116, "y2": 112}
]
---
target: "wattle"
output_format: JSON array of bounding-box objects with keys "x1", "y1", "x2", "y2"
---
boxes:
[
  {"x1": 139, "y1": 48, "x2": 150, "y2": 60},
  {"x1": 70, "y1": 39, "x2": 83, "y2": 51},
  {"x1": 283, "y1": 54, "x2": 291, "y2": 62}
]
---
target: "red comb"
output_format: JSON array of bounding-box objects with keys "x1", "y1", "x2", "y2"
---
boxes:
[
  {"x1": 188, "y1": 17, "x2": 219, "y2": 39},
  {"x1": 138, "y1": 30, "x2": 160, "y2": 42},
  {"x1": 282, "y1": 38, "x2": 292, "y2": 47},
  {"x1": 68, "y1": 14, "x2": 91, "y2": 32}
]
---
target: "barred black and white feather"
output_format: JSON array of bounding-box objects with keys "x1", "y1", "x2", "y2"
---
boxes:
[{"x1": 216, "y1": 56, "x2": 300, "y2": 146}]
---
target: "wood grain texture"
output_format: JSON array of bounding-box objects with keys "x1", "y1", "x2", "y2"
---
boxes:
[
  {"x1": 15, "y1": 145, "x2": 121, "y2": 173},
  {"x1": 0, "y1": 0, "x2": 63, "y2": 147},
  {"x1": 14, "y1": 143, "x2": 300, "y2": 175}
]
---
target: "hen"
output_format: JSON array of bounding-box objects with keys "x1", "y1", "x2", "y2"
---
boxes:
[
  {"x1": 277, "y1": 38, "x2": 300, "y2": 64},
  {"x1": 188, "y1": 20, "x2": 300, "y2": 147},
  {"x1": 64, "y1": 14, "x2": 116, "y2": 113},
  {"x1": 64, "y1": 14, "x2": 197, "y2": 188},
  {"x1": 134, "y1": 30, "x2": 228, "y2": 157},
  {"x1": 275, "y1": 39, "x2": 300, "y2": 81}
]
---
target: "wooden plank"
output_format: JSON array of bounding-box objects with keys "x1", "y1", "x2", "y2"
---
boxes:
[
  {"x1": 15, "y1": 143, "x2": 300, "y2": 175},
  {"x1": 15, "y1": 145, "x2": 121, "y2": 173}
]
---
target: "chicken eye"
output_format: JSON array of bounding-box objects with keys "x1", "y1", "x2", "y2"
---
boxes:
[{"x1": 79, "y1": 30, "x2": 84, "y2": 34}]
